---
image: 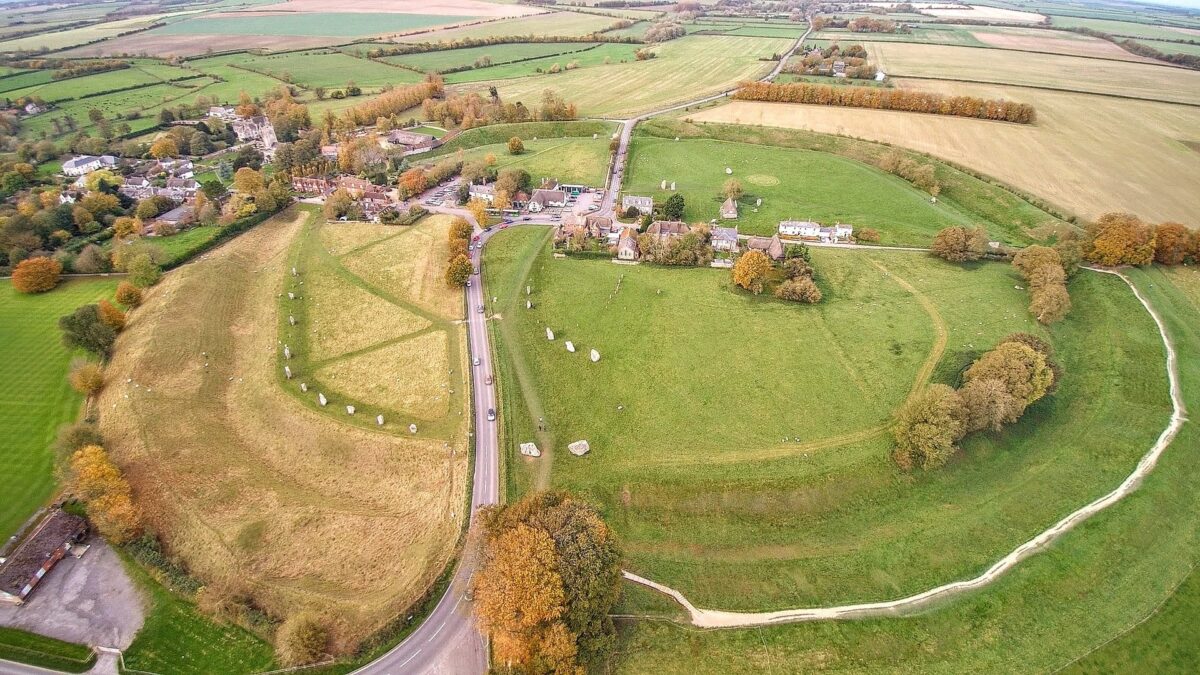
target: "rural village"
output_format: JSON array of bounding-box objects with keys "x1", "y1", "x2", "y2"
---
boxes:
[{"x1": 0, "y1": 0, "x2": 1198, "y2": 673}]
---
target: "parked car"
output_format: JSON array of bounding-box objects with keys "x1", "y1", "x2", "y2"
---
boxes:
[{"x1": 487, "y1": 408, "x2": 496, "y2": 422}]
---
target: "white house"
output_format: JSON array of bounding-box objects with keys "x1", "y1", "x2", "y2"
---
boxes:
[
  {"x1": 820, "y1": 223, "x2": 854, "y2": 243},
  {"x1": 207, "y1": 105, "x2": 236, "y2": 120},
  {"x1": 779, "y1": 220, "x2": 821, "y2": 238},
  {"x1": 61, "y1": 155, "x2": 117, "y2": 177},
  {"x1": 621, "y1": 195, "x2": 653, "y2": 215},
  {"x1": 468, "y1": 183, "x2": 495, "y2": 204},
  {"x1": 528, "y1": 188, "x2": 566, "y2": 212}
]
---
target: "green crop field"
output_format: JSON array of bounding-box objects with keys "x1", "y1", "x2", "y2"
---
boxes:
[
  {"x1": 19, "y1": 80, "x2": 215, "y2": 140},
  {"x1": 720, "y1": 25, "x2": 809, "y2": 38},
  {"x1": 485, "y1": 229, "x2": 1172, "y2": 614},
  {"x1": 1131, "y1": 37, "x2": 1200, "y2": 56},
  {"x1": 605, "y1": 264, "x2": 1200, "y2": 673},
  {"x1": 429, "y1": 135, "x2": 614, "y2": 187},
  {"x1": 625, "y1": 137, "x2": 973, "y2": 245},
  {"x1": 384, "y1": 42, "x2": 601, "y2": 73},
  {"x1": 494, "y1": 35, "x2": 789, "y2": 117},
  {"x1": 1048, "y1": 15, "x2": 1200, "y2": 40},
  {"x1": 236, "y1": 50, "x2": 423, "y2": 90},
  {"x1": 157, "y1": 12, "x2": 465, "y2": 38},
  {"x1": 2, "y1": 67, "x2": 169, "y2": 103},
  {"x1": 0, "y1": 11, "x2": 195, "y2": 52},
  {"x1": 0, "y1": 69, "x2": 54, "y2": 95},
  {"x1": 445, "y1": 43, "x2": 643, "y2": 83},
  {"x1": 0, "y1": 277, "x2": 117, "y2": 539}
]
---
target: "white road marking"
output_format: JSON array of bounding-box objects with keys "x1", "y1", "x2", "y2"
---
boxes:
[
  {"x1": 429, "y1": 621, "x2": 446, "y2": 641},
  {"x1": 398, "y1": 649, "x2": 421, "y2": 668}
]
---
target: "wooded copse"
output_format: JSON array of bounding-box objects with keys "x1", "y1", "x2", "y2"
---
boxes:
[{"x1": 733, "y1": 81, "x2": 1037, "y2": 123}]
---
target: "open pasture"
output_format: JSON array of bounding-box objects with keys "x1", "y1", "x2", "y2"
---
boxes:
[
  {"x1": 445, "y1": 43, "x2": 642, "y2": 83},
  {"x1": 625, "y1": 136, "x2": 975, "y2": 245},
  {"x1": 1048, "y1": 15, "x2": 1200, "y2": 40},
  {"x1": 0, "y1": 11, "x2": 198, "y2": 53},
  {"x1": 1, "y1": 67, "x2": 170, "y2": 103},
  {"x1": 968, "y1": 25, "x2": 1158, "y2": 61},
  {"x1": 395, "y1": 12, "x2": 620, "y2": 42},
  {"x1": 610, "y1": 263, "x2": 1200, "y2": 673},
  {"x1": 236, "y1": 50, "x2": 423, "y2": 90},
  {"x1": 96, "y1": 208, "x2": 469, "y2": 645},
  {"x1": 867, "y1": 41, "x2": 1200, "y2": 105},
  {"x1": 0, "y1": 278, "x2": 117, "y2": 539},
  {"x1": 691, "y1": 88, "x2": 1200, "y2": 226},
  {"x1": 486, "y1": 229, "x2": 1172, "y2": 613},
  {"x1": 384, "y1": 42, "x2": 601, "y2": 72},
  {"x1": 492, "y1": 35, "x2": 789, "y2": 117},
  {"x1": 813, "y1": 24, "x2": 984, "y2": 46},
  {"x1": 19, "y1": 80, "x2": 215, "y2": 140},
  {"x1": 432, "y1": 135, "x2": 614, "y2": 186},
  {"x1": 63, "y1": 33, "x2": 339, "y2": 58}
]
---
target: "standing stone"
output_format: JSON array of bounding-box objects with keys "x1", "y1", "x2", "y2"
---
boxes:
[
  {"x1": 283, "y1": 345, "x2": 291, "y2": 360},
  {"x1": 756, "y1": 198, "x2": 762, "y2": 206},
  {"x1": 377, "y1": 415, "x2": 384, "y2": 426},
  {"x1": 289, "y1": 315, "x2": 296, "y2": 326},
  {"x1": 546, "y1": 327, "x2": 554, "y2": 341},
  {"x1": 346, "y1": 405, "x2": 355, "y2": 415},
  {"x1": 300, "y1": 383, "x2": 308, "y2": 392},
  {"x1": 526, "y1": 300, "x2": 532, "y2": 309},
  {"x1": 590, "y1": 349, "x2": 600, "y2": 362},
  {"x1": 288, "y1": 292, "x2": 295, "y2": 300},
  {"x1": 725, "y1": 167, "x2": 732, "y2": 175},
  {"x1": 291, "y1": 267, "x2": 297, "y2": 276},
  {"x1": 565, "y1": 341, "x2": 575, "y2": 353},
  {"x1": 526, "y1": 285, "x2": 531, "y2": 296},
  {"x1": 670, "y1": 182, "x2": 676, "y2": 191},
  {"x1": 284, "y1": 365, "x2": 292, "y2": 379},
  {"x1": 660, "y1": 179, "x2": 667, "y2": 190},
  {"x1": 568, "y1": 440, "x2": 590, "y2": 456},
  {"x1": 593, "y1": 133, "x2": 598, "y2": 139},
  {"x1": 409, "y1": 423, "x2": 418, "y2": 434},
  {"x1": 318, "y1": 393, "x2": 327, "y2": 406}
]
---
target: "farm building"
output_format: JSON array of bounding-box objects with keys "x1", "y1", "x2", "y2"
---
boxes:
[
  {"x1": 617, "y1": 228, "x2": 640, "y2": 261},
  {"x1": 747, "y1": 234, "x2": 785, "y2": 261},
  {"x1": 387, "y1": 129, "x2": 440, "y2": 154},
  {"x1": 621, "y1": 195, "x2": 653, "y2": 215},
  {"x1": 720, "y1": 197, "x2": 738, "y2": 220},
  {"x1": 207, "y1": 105, "x2": 236, "y2": 120},
  {"x1": 61, "y1": 155, "x2": 117, "y2": 177},
  {"x1": 147, "y1": 205, "x2": 196, "y2": 234},
  {"x1": 779, "y1": 220, "x2": 821, "y2": 238},
  {"x1": 712, "y1": 226, "x2": 739, "y2": 252},
  {"x1": 821, "y1": 223, "x2": 854, "y2": 243},
  {"x1": 0, "y1": 509, "x2": 88, "y2": 606}
]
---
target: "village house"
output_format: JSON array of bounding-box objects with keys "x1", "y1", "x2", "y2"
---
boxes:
[
  {"x1": 820, "y1": 223, "x2": 854, "y2": 243},
  {"x1": 231, "y1": 115, "x2": 278, "y2": 150},
  {"x1": 720, "y1": 197, "x2": 738, "y2": 220},
  {"x1": 291, "y1": 175, "x2": 333, "y2": 195},
  {"x1": 387, "y1": 129, "x2": 440, "y2": 154},
  {"x1": 645, "y1": 220, "x2": 691, "y2": 243},
  {"x1": 528, "y1": 188, "x2": 567, "y2": 213},
  {"x1": 336, "y1": 176, "x2": 375, "y2": 198},
  {"x1": 712, "y1": 225, "x2": 739, "y2": 252},
  {"x1": 560, "y1": 212, "x2": 613, "y2": 240},
  {"x1": 61, "y1": 154, "x2": 118, "y2": 177},
  {"x1": 746, "y1": 234, "x2": 785, "y2": 261},
  {"x1": 147, "y1": 204, "x2": 196, "y2": 234},
  {"x1": 119, "y1": 176, "x2": 153, "y2": 201},
  {"x1": 621, "y1": 194, "x2": 653, "y2": 216},
  {"x1": 207, "y1": 105, "x2": 236, "y2": 121},
  {"x1": 468, "y1": 183, "x2": 495, "y2": 204},
  {"x1": 23, "y1": 101, "x2": 45, "y2": 115},
  {"x1": 832, "y1": 60, "x2": 847, "y2": 77},
  {"x1": 779, "y1": 220, "x2": 822, "y2": 238},
  {"x1": 617, "y1": 228, "x2": 640, "y2": 261},
  {"x1": 320, "y1": 144, "x2": 340, "y2": 160},
  {"x1": 359, "y1": 190, "x2": 395, "y2": 221},
  {"x1": 0, "y1": 509, "x2": 88, "y2": 605}
]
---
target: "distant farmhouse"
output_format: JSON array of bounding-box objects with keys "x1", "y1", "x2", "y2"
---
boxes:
[
  {"x1": 387, "y1": 129, "x2": 441, "y2": 155},
  {"x1": 779, "y1": 220, "x2": 853, "y2": 243},
  {"x1": 61, "y1": 154, "x2": 118, "y2": 177},
  {"x1": 621, "y1": 195, "x2": 653, "y2": 216}
]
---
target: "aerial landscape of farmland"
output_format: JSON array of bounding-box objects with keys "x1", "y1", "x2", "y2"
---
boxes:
[{"x1": 0, "y1": 0, "x2": 1197, "y2": 672}]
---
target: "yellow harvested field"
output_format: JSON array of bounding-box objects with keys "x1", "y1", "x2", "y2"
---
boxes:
[
  {"x1": 492, "y1": 35, "x2": 790, "y2": 117},
  {"x1": 315, "y1": 330, "x2": 451, "y2": 420},
  {"x1": 397, "y1": 11, "x2": 615, "y2": 42},
  {"x1": 970, "y1": 27, "x2": 1155, "y2": 62},
  {"x1": 689, "y1": 92, "x2": 1200, "y2": 226},
  {"x1": 98, "y1": 208, "x2": 469, "y2": 648},
  {"x1": 305, "y1": 267, "x2": 431, "y2": 362},
  {"x1": 0, "y1": 11, "x2": 199, "y2": 52},
  {"x1": 254, "y1": 0, "x2": 543, "y2": 16},
  {"x1": 868, "y1": 42, "x2": 1200, "y2": 105},
  {"x1": 319, "y1": 222, "x2": 402, "y2": 256},
  {"x1": 341, "y1": 215, "x2": 464, "y2": 321}
]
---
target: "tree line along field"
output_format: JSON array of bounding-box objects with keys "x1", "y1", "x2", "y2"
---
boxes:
[
  {"x1": 485, "y1": 228, "x2": 1172, "y2": 614},
  {"x1": 0, "y1": 278, "x2": 116, "y2": 540},
  {"x1": 687, "y1": 79, "x2": 1200, "y2": 226},
  {"x1": 95, "y1": 207, "x2": 471, "y2": 649},
  {"x1": 394, "y1": 12, "x2": 619, "y2": 43},
  {"x1": 492, "y1": 35, "x2": 791, "y2": 118},
  {"x1": 439, "y1": 43, "x2": 644, "y2": 84},
  {"x1": 609, "y1": 265, "x2": 1200, "y2": 673},
  {"x1": 625, "y1": 136, "x2": 976, "y2": 246}
]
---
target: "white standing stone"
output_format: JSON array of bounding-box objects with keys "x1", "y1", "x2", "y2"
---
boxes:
[
  {"x1": 590, "y1": 349, "x2": 600, "y2": 362},
  {"x1": 377, "y1": 415, "x2": 384, "y2": 426},
  {"x1": 568, "y1": 440, "x2": 590, "y2": 456},
  {"x1": 725, "y1": 167, "x2": 732, "y2": 175},
  {"x1": 288, "y1": 292, "x2": 295, "y2": 300},
  {"x1": 526, "y1": 300, "x2": 532, "y2": 309},
  {"x1": 526, "y1": 285, "x2": 531, "y2": 296},
  {"x1": 520, "y1": 442, "x2": 541, "y2": 457},
  {"x1": 660, "y1": 179, "x2": 667, "y2": 190},
  {"x1": 670, "y1": 182, "x2": 676, "y2": 191},
  {"x1": 546, "y1": 327, "x2": 555, "y2": 341},
  {"x1": 593, "y1": 133, "x2": 597, "y2": 139},
  {"x1": 300, "y1": 383, "x2": 308, "y2": 392},
  {"x1": 284, "y1": 365, "x2": 292, "y2": 379},
  {"x1": 283, "y1": 345, "x2": 291, "y2": 360},
  {"x1": 565, "y1": 341, "x2": 575, "y2": 353},
  {"x1": 318, "y1": 393, "x2": 327, "y2": 406},
  {"x1": 674, "y1": 136, "x2": 679, "y2": 141},
  {"x1": 756, "y1": 198, "x2": 762, "y2": 206},
  {"x1": 346, "y1": 405, "x2": 355, "y2": 415},
  {"x1": 291, "y1": 267, "x2": 297, "y2": 276},
  {"x1": 289, "y1": 315, "x2": 296, "y2": 326},
  {"x1": 409, "y1": 423, "x2": 418, "y2": 434}
]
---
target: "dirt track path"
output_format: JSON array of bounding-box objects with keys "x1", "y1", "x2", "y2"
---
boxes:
[{"x1": 625, "y1": 267, "x2": 1188, "y2": 628}]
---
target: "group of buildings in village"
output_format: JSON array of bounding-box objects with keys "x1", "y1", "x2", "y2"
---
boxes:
[
  {"x1": 292, "y1": 174, "x2": 398, "y2": 220},
  {"x1": 59, "y1": 154, "x2": 205, "y2": 235},
  {"x1": 206, "y1": 106, "x2": 278, "y2": 153},
  {"x1": 468, "y1": 178, "x2": 585, "y2": 213}
]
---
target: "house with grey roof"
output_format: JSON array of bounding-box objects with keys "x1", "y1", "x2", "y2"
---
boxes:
[{"x1": 621, "y1": 195, "x2": 653, "y2": 215}]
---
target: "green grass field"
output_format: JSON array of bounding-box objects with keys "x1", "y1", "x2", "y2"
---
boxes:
[
  {"x1": 145, "y1": 226, "x2": 221, "y2": 266},
  {"x1": 625, "y1": 136, "x2": 972, "y2": 245},
  {"x1": 1048, "y1": 15, "x2": 1200, "y2": 40},
  {"x1": 812, "y1": 24, "x2": 986, "y2": 46},
  {"x1": 444, "y1": 43, "x2": 642, "y2": 84},
  {"x1": 1131, "y1": 37, "x2": 1200, "y2": 56},
  {"x1": 603, "y1": 264, "x2": 1200, "y2": 673},
  {"x1": 384, "y1": 42, "x2": 601, "y2": 73},
  {"x1": 2, "y1": 67, "x2": 172, "y2": 103},
  {"x1": 430, "y1": 135, "x2": 613, "y2": 187},
  {"x1": 0, "y1": 277, "x2": 116, "y2": 539},
  {"x1": 425, "y1": 120, "x2": 617, "y2": 159},
  {"x1": 237, "y1": 50, "x2": 423, "y2": 91},
  {"x1": 485, "y1": 228, "x2": 1173, "y2": 619},
  {"x1": 0, "y1": 628, "x2": 94, "y2": 673},
  {"x1": 119, "y1": 555, "x2": 276, "y2": 675},
  {"x1": 398, "y1": 12, "x2": 617, "y2": 42},
  {"x1": 157, "y1": 12, "x2": 465, "y2": 38}
]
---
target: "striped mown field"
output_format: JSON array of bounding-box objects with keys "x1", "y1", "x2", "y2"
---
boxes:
[{"x1": 0, "y1": 277, "x2": 117, "y2": 539}]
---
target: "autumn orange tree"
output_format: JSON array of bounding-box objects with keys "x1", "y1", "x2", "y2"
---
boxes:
[
  {"x1": 68, "y1": 359, "x2": 104, "y2": 395},
  {"x1": 12, "y1": 256, "x2": 62, "y2": 293},
  {"x1": 931, "y1": 226, "x2": 987, "y2": 263},
  {"x1": 731, "y1": 249, "x2": 771, "y2": 294},
  {"x1": 97, "y1": 299, "x2": 126, "y2": 330},
  {"x1": 115, "y1": 281, "x2": 143, "y2": 308},
  {"x1": 1013, "y1": 245, "x2": 1070, "y2": 324},
  {"x1": 1085, "y1": 212, "x2": 1155, "y2": 266},
  {"x1": 473, "y1": 492, "x2": 622, "y2": 672},
  {"x1": 70, "y1": 445, "x2": 141, "y2": 544},
  {"x1": 149, "y1": 135, "x2": 179, "y2": 159},
  {"x1": 1153, "y1": 222, "x2": 1194, "y2": 265},
  {"x1": 466, "y1": 197, "x2": 489, "y2": 227},
  {"x1": 445, "y1": 254, "x2": 472, "y2": 286}
]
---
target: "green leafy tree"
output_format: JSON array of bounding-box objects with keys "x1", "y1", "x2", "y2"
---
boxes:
[
  {"x1": 59, "y1": 305, "x2": 117, "y2": 358},
  {"x1": 662, "y1": 193, "x2": 685, "y2": 221},
  {"x1": 891, "y1": 384, "x2": 966, "y2": 470}
]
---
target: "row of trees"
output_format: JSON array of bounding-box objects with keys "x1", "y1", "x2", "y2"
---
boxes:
[
  {"x1": 1084, "y1": 212, "x2": 1193, "y2": 267},
  {"x1": 733, "y1": 81, "x2": 1037, "y2": 124},
  {"x1": 893, "y1": 334, "x2": 1059, "y2": 470},
  {"x1": 878, "y1": 149, "x2": 940, "y2": 196},
  {"x1": 398, "y1": 156, "x2": 462, "y2": 200},
  {"x1": 70, "y1": 444, "x2": 142, "y2": 544},
  {"x1": 1014, "y1": 245, "x2": 1072, "y2": 325},
  {"x1": 445, "y1": 217, "x2": 474, "y2": 287},
  {"x1": 644, "y1": 20, "x2": 687, "y2": 42},
  {"x1": 732, "y1": 245, "x2": 822, "y2": 303},
  {"x1": 473, "y1": 491, "x2": 623, "y2": 672}
]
